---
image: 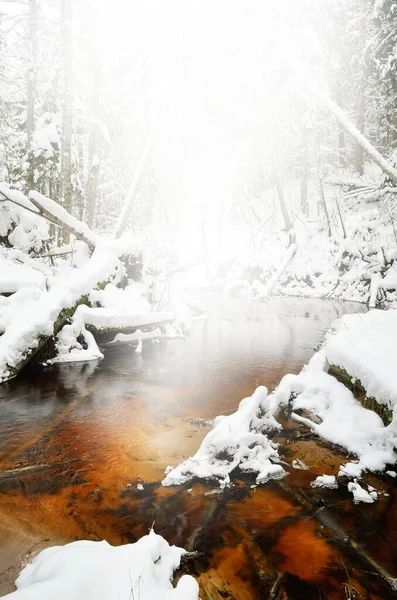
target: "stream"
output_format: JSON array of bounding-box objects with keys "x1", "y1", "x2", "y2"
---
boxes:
[{"x1": 0, "y1": 295, "x2": 396, "y2": 599}]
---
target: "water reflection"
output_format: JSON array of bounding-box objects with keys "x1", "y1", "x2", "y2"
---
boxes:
[{"x1": 3, "y1": 296, "x2": 394, "y2": 600}]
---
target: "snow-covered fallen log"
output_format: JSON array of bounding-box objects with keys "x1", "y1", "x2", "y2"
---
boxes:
[
  {"x1": 0, "y1": 238, "x2": 138, "y2": 382},
  {"x1": 2, "y1": 530, "x2": 199, "y2": 600},
  {"x1": 79, "y1": 306, "x2": 174, "y2": 334}
]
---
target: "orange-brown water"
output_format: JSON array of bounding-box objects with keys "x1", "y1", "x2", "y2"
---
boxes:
[{"x1": 0, "y1": 296, "x2": 396, "y2": 599}]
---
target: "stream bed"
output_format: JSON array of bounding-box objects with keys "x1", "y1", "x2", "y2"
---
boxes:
[{"x1": 0, "y1": 296, "x2": 396, "y2": 599}]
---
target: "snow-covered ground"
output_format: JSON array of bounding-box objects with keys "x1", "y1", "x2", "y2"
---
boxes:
[
  {"x1": 163, "y1": 309, "x2": 397, "y2": 503},
  {"x1": 3, "y1": 530, "x2": 199, "y2": 600},
  {"x1": 222, "y1": 203, "x2": 397, "y2": 308}
]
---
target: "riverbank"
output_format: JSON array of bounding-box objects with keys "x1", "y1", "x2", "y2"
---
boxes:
[{"x1": 1, "y1": 297, "x2": 395, "y2": 599}]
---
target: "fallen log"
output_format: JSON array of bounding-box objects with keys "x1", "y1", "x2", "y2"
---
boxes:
[{"x1": 79, "y1": 307, "x2": 174, "y2": 335}]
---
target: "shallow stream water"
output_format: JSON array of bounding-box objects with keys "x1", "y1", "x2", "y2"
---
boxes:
[{"x1": 0, "y1": 296, "x2": 396, "y2": 599}]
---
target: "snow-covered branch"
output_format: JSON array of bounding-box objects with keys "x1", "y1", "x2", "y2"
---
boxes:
[{"x1": 0, "y1": 184, "x2": 98, "y2": 250}]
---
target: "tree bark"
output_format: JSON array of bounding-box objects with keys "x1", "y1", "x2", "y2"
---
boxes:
[
  {"x1": 335, "y1": 89, "x2": 346, "y2": 169},
  {"x1": 60, "y1": 0, "x2": 73, "y2": 243},
  {"x1": 355, "y1": 79, "x2": 366, "y2": 175},
  {"x1": 26, "y1": 0, "x2": 37, "y2": 190},
  {"x1": 85, "y1": 66, "x2": 103, "y2": 228}
]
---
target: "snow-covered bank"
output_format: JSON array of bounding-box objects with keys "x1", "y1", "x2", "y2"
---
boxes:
[
  {"x1": 0, "y1": 192, "x2": 199, "y2": 378},
  {"x1": 163, "y1": 310, "x2": 397, "y2": 503},
  {"x1": 222, "y1": 206, "x2": 397, "y2": 308},
  {"x1": 3, "y1": 530, "x2": 199, "y2": 600},
  {"x1": 325, "y1": 309, "x2": 397, "y2": 410}
]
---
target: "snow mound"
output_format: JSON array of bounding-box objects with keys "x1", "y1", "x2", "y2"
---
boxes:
[
  {"x1": 348, "y1": 480, "x2": 377, "y2": 504},
  {"x1": 162, "y1": 386, "x2": 287, "y2": 488},
  {"x1": 311, "y1": 474, "x2": 338, "y2": 489},
  {"x1": 89, "y1": 282, "x2": 151, "y2": 313},
  {"x1": 324, "y1": 309, "x2": 397, "y2": 409},
  {"x1": 3, "y1": 530, "x2": 199, "y2": 600},
  {"x1": 163, "y1": 344, "x2": 397, "y2": 496},
  {"x1": 0, "y1": 263, "x2": 46, "y2": 294}
]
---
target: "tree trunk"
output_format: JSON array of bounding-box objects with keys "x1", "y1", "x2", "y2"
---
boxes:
[
  {"x1": 85, "y1": 66, "x2": 103, "y2": 228},
  {"x1": 354, "y1": 79, "x2": 366, "y2": 175},
  {"x1": 270, "y1": 143, "x2": 293, "y2": 232},
  {"x1": 60, "y1": 0, "x2": 73, "y2": 243},
  {"x1": 335, "y1": 89, "x2": 346, "y2": 169},
  {"x1": 318, "y1": 170, "x2": 332, "y2": 238},
  {"x1": 26, "y1": 0, "x2": 37, "y2": 191},
  {"x1": 300, "y1": 126, "x2": 309, "y2": 216},
  {"x1": 113, "y1": 128, "x2": 153, "y2": 238}
]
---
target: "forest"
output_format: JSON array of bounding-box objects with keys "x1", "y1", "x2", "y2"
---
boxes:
[{"x1": 0, "y1": 1, "x2": 397, "y2": 599}]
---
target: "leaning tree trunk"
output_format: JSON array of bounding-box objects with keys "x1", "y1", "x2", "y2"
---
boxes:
[
  {"x1": 304, "y1": 75, "x2": 397, "y2": 186},
  {"x1": 60, "y1": 0, "x2": 73, "y2": 244}
]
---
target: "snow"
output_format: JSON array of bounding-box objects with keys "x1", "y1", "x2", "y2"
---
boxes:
[
  {"x1": 163, "y1": 386, "x2": 286, "y2": 488},
  {"x1": 79, "y1": 306, "x2": 174, "y2": 332},
  {"x1": 0, "y1": 240, "x2": 136, "y2": 382},
  {"x1": 3, "y1": 530, "x2": 199, "y2": 600},
  {"x1": 310, "y1": 474, "x2": 338, "y2": 489},
  {"x1": 0, "y1": 183, "x2": 40, "y2": 214},
  {"x1": 324, "y1": 310, "x2": 397, "y2": 409},
  {"x1": 50, "y1": 310, "x2": 103, "y2": 364},
  {"x1": 348, "y1": 480, "x2": 377, "y2": 504},
  {"x1": 289, "y1": 353, "x2": 396, "y2": 479},
  {"x1": 111, "y1": 327, "x2": 162, "y2": 345},
  {"x1": 29, "y1": 191, "x2": 99, "y2": 248},
  {"x1": 222, "y1": 205, "x2": 397, "y2": 308},
  {"x1": 163, "y1": 323, "x2": 397, "y2": 497},
  {"x1": 89, "y1": 282, "x2": 151, "y2": 313},
  {"x1": 0, "y1": 187, "x2": 49, "y2": 253},
  {"x1": 0, "y1": 263, "x2": 46, "y2": 294}
]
